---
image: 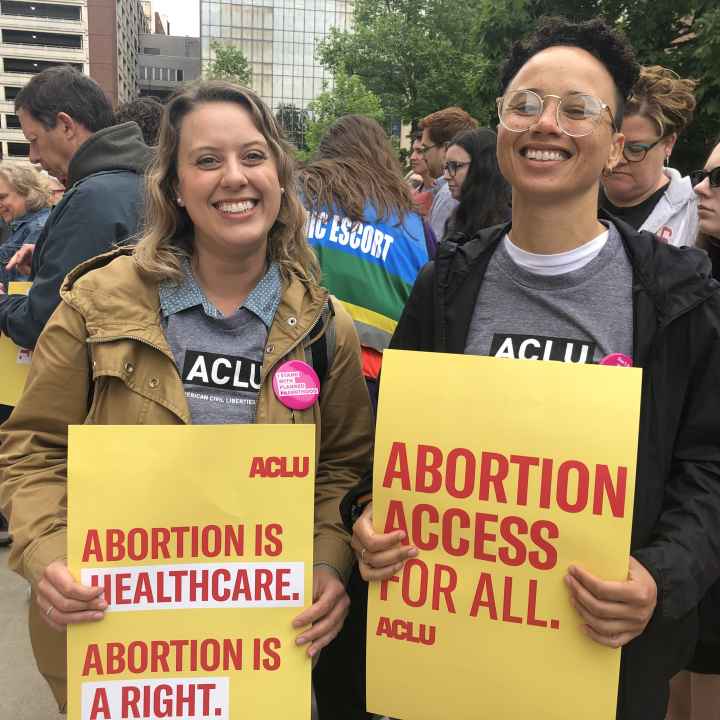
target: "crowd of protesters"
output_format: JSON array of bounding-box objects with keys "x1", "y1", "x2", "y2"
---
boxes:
[{"x1": 0, "y1": 14, "x2": 719, "y2": 720}]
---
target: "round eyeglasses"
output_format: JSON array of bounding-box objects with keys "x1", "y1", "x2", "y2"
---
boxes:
[
  {"x1": 690, "y1": 167, "x2": 720, "y2": 189},
  {"x1": 623, "y1": 138, "x2": 664, "y2": 163},
  {"x1": 496, "y1": 90, "x2": 617, "y2": 138}
]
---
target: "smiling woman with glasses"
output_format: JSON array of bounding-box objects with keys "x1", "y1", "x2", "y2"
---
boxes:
[
  {"x1": 601, "y1": 65, "x2": 698, "y2": 245},
  {"x1": 343, "y1": 17, "x2": 720, "y2": 720}
]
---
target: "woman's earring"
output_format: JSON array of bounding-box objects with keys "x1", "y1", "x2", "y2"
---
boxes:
[
  {"x1": 665, "y1": 155, "x2": 670, "y2": 167},
  {"x1": 602, "y1": 166, "x2": 614, "y2": 178},
  {"x1": 177, "y1": 197, "x2": 185, "y2": 207},
  {"x1": 280, "y1": 187, "x2": 285, "y2": 194}
]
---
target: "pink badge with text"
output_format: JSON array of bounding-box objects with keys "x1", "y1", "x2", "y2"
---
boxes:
[
  {"x1": 600, "y1": 353, "x2": 633, "y2": 367},
  {"x1": 272, "y1": 360, "x2": 320, "y2": 410}
]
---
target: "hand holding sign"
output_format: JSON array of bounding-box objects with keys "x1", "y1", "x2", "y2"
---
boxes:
[
  {"x1": 292, "y1": 566, "x2": 350, "y2": 657},
  {"x1": 351, "y1": 503, "x2": 417, "y2": 581},
  {"x1": 36, "y1": 559, "x2": 107, "y2": 632},
  {"x1": 565, "y1": 557, "x2": 657, "y2": 648}
]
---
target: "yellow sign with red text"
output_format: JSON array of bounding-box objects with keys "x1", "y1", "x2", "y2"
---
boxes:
[
  {"x1": 0, "y1": 281, "x2": 32, "y2": 406},
  {"x1": 67, "y1": 424, "x2": 315, "y2": 720},
  {"x1": 367, "y1": 350, "x2": 642, "y2": 720}
]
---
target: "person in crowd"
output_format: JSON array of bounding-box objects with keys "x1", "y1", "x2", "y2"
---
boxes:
[
  {"x1": 443, "y1": 127, "x2": 511, "y2": 240},
  {"x1": 47, "y1": 175, "x2": 65, "y2": 206},
  {"x1": 601, "y1": 65, "x2": 698, "y2": 245},
  {"x1": 0, "y1": 81, "x2": 373, "y2": 713},
  {"x1": 114, "y1": 96, "x2": 164, "y2": 146},
  {"x1": 408, "y1": 133, "x2": 434, "y2": 217},
  {"x1": 666, "y1": 138, "x2": 720, "y2": 720},
  {"x1": 298, "y1": 114, "x2": 432, "y2": 718},
  {"x1": 0, "y1": 164, "x2": 53, "y2": 438},
  {"x1": 344, "y1": 18, "x2": 720, "y2": 720},
  {"x1": 418, "y1": 106, "x2": 478, "y2": 240},
  {"x1": 298, "y1": 114, "x2": 435, "y2": 408},
  {"x1": 0, "y1": 163, "x2": 52, "y2": 286},
  {"x1": 0, "y1": 66, "x2": 151, "y2": 351},
  {"x1": 4, "y1": 175, "x2": 66, "y2": 281}
]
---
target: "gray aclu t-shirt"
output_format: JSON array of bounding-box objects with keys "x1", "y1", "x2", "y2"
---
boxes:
[
  {"x1": 163, "y1": 307, "x2": 268, "y2": 424},
  {"x1": 464, "y1": 224, "x2": 634, "y2": 363}
]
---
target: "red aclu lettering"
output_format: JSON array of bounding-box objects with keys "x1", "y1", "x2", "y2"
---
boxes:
[
  {"x1": 249, "y1": 456, "x2": 309, "y2": 478},
  {"x1": 375, "y1": 616, "x2": 436, "y2": 646}
]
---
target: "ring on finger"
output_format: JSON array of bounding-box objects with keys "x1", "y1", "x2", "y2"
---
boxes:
[
  {"x1": 45, "y1": 605, "x2": 54, "y2": 618},
  {"x1": 361, "y1": 547, "x2": 367, "y2": 564}
]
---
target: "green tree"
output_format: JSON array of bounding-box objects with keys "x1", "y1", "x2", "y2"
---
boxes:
[
  {"x1": 275, "y1": 103, "x2": 310, "y2": 150},
  {"x1": 318, "y1": 0, "x2": 720, "y2": 171},
  {"x1": 206, "y1": 41, "x2": 252, "y2": 85},
  {"x1": 317, "y1": 0, "x2": 477, "y2": 126},
  {"x1": 305, "y1": 71, "x2": 385, "y2": 155}
]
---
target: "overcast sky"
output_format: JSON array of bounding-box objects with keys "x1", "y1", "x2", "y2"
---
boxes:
[{"x1": 151, "y1": 0, "x2": 200, "y2": 37}]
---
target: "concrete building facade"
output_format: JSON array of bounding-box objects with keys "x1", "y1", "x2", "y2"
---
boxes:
[
  {"x1": 87, "y1": 0, "x2": 146, "y2": 106},
  {"x1": 139, "y1": 33, "x2": 201, "y2": 102},
  {"x1": 0, "y1": 0, "x2": 89, "y2": 160},
  {"x1": 200, "y1": 0, "x2": 353, "y2": 140}
]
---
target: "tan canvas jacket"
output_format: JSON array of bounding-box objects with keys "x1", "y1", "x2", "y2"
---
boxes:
[{"x1": 0, "y1": 248, "x2": 373, "y2": 709}]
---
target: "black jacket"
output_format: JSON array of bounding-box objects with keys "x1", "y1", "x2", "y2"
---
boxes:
[
  {"x1": 344, "y1": 216, "x2": 720, "y2": 720},
  {"x1": 0, "y1": 122, "x2": 151, "y2": 349}
]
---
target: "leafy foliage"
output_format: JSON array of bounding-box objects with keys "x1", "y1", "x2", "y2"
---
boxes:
[
  {"x1": 318, "y1": 0, "x2": 720, "y2": 170},
  {"x1": 304, "y1": 71, "x2": 385, "y2": 156},
  {"x1": 206, "y1": 41, "x2": 252, "y2": 86}
]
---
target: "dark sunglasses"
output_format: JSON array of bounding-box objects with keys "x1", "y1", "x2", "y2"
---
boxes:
[{"x1": 690, "y1": 167, "x2": 720, "y2": 188}]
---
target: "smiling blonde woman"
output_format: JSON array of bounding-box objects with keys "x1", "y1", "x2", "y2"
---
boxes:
[{"x1": 0, "y1": 81, "x2": 373, "y2": 712}]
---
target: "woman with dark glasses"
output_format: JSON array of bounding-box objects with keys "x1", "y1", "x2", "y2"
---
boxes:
[
  {"x1": 601, "y1": 65, "x2": 698, "y2": 246},
  {"x1": 441, "y1": 127, "x2": 511, "y2": 242},
  {"x1": 666, "y1": 142, "x2": 720, "y2": 720}
]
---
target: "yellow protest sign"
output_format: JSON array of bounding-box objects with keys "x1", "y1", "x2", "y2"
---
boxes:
[
  {"x1": 0, "y1": 281, "x2": 32, "y2": 406},
  {"x1": 367, "y1": 350, "x2": 642, "y2": 720},
  {"x1": 67, "y1": 424, "x2": 315, "y2": 720}
]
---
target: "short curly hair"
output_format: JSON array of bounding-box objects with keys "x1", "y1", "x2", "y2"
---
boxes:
[
  {"x1": 500, "y1": 17, "x2": 640, "y2": 128},
  {"x1": 0, "y1": 163, "x2": 52, "y2": 213},
  {"x1": 625, "y1": 65, "x2": 697, "y2": 137},
  {"x1": 114, "y1": 97, "x2": 164, "y2": 146}
]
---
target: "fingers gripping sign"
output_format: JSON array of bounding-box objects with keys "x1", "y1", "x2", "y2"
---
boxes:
[
  {"x1": 37, "y1": 559, "x2": 107, "y2": 632},
  {"x1": 350, "y1": 502, "x2": 418, "y2": 581},
  {"x1": 564, "y1": 557, "x2": 657, "y2": 648},
  {"x1": 291, "y1": 565, "x2": 350, "y2": 658}
]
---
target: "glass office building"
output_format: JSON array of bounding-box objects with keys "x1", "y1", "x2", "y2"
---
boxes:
[{"x1": 200, "y1": 0, "x2": 353, "y2": 142}]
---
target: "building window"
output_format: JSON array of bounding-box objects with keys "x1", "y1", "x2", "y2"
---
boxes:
[
  {"x1": 1, "y1": 29, "x2": 83, "y2": 49},
  {"x1": 143, "y1": 47, "x2": 161, "y2": 55},
  {"x1": 0, "y1": 1, "x2": 82, "y2": 21},
  {"x1": 7, "y1": 142, "x2": 30, "y2": 157},
  {"x1": 5, "y1": 114, "x2": 22, "y2": 129},
  {"x1": 4, "y1": 58, "x2": 83, "y2": 74},
  {"x1": 4, "y1": 86, "x2": 22, "y2": 101},
  {"x1": 177, "y1": 69, "x2": 184, "y2": 82}
]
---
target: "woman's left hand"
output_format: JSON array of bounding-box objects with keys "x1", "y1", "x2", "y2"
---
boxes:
[
  {"x1": 292, "y1": 565, "x2": 349, "y2": 657},
  {"x1": 565, "y1": 556, "x2": 657, "y2": 648}
]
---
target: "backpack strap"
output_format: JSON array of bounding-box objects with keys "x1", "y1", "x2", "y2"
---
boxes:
[{"x1": 303, "y1": 297, "x2": 336, "y2": 387}]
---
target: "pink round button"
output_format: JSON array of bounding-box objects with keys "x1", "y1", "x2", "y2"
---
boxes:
[
  {"x1": 272, "y1": 360, "x2": 320, "y2": 410},
  {"x1": 599, "y1": 353, "x2": 633, "y2": 367}
]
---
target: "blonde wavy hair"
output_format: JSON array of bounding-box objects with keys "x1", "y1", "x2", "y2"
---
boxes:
[
  {"x1": 0, "y1": 163, "x2": 52, "y2": 214},
  {"x1": 133, "y1": 81, "x2": 318, "y2": 284},
  {"x1": 626, "y1": 65, "x2": 698, "y2": 137}
]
